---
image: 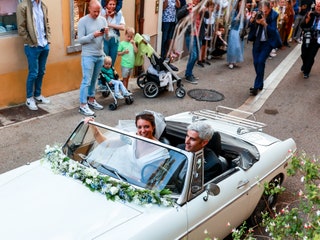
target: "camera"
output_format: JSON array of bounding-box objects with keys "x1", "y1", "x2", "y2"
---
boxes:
[
  {"x1": 100, "y1": 28, "x2": 105, "y2": 33},
  {"x1": 304, "y1": 31, "x2": 312, "y2": 48},
  {"x1": 256, "y1": 11, "x2": 264, "y2": 20}
]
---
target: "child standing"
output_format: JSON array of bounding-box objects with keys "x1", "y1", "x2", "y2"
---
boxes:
[
  {"x1": 100, "y1": 56, "x2": 132, "y2": 99},
  {"x1": 118, "y1": 27, "x2": 138, "y2": 89},
  {"x1": 199, "y1": 0, "x2": 215, "y2": 66}
]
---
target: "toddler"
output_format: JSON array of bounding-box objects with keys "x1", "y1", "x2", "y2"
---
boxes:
[
  {"x1": 99, "y1": 56, "x2": 132, "y2": 99},
  {"x1": 118, "y1": 27, "x2": 138, "y2": 88}
]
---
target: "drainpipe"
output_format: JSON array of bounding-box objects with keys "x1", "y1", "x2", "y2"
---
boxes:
[
  {"x1": 139, "y1": 0, "x2": 145, "y2": 34},
  {"x1": 157, "y1": 0, "x2": 163, "y2": 53}
]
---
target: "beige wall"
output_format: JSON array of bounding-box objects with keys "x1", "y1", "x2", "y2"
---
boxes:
[
  {"x1": 143, "y1": 0, "x2": 159, "y2": 36},
  {"x1": 0, "y1": 0, "x2": 157, "y2": 108}
]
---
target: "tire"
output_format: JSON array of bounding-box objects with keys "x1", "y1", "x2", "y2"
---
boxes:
[
  {"x1": 143, "y1": 81, "x2": 159, "y2": 98},
  {"x1": 248, "y1": 176, "x2": 282, "y2": 225},
  {"x1": 137, "y1": 73, "x2": 148, "y2": 89},
  {"x1": 175, "y1": 87, "x2": 186, "y2": 98},
  {"x1": 109, "y1": 103, "x2": 117, "y2": 111},
  {"x1": 102, "y1": 90, "x2": 110, "y2": 98},
  {"x1": 125, "y1": 96, "x2": 134, "y2": 105}
]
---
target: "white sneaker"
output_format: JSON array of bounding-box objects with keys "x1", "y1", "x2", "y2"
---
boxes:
[
  {"x1": 115, "y1": 93, "x2": 124, "y2": 99},
  {"x1": 34, "y1": 95, "x2": 50, "y2": 104},
  {"x1": 79, "y1": 104, "x2": 95, "y2": 116},
  {"x1": 26, "y1": 97, "x2": 38, "y2": 111},
  {"x1": 88, "y1": 99, "x2": 104, "y2": 110},
  {"x1": 269, "y1": 52, "x2": 277, "y2": 57},
  {"x1": 123, "y1": 92, "x2": 133, "y2": 97}
]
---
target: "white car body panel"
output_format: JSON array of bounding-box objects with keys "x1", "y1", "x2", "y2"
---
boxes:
[
  {"x1": 0, "y1": 162, "x2": 146, "y2": 239},
  {"x1": 0, "y1": 108, "x2": 296, "y2": 239}
]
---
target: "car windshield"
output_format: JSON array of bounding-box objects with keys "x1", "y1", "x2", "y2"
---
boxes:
[{"x1": 63, "y1": 122, "x2": 188, "y2": 195}]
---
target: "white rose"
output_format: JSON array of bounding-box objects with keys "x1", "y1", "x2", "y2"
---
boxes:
[{"x1": 110, "y1": 186, "x2": 119, "y2": 195}]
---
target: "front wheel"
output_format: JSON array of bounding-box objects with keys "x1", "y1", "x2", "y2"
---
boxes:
[
  {"x1": 175, "y1": 87, "x2": 186, "y2": 98},
  {"x1": 109, "y1": 103, "x2": 117, "y2": 111},
  {"x1": 125, "y1": 96, "x2": 134, "y2": 104},
  {"x1": 143, "y1": 81, "x2": 159, "y2": 98},
  {"x1": 249, "y1": 176, "x2": 283, "y2": 225},
  {"x1": 137, "y1": 73, "x2": 148, "y2": 89}
]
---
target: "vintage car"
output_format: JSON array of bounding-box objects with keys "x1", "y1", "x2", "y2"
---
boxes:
[{"x1": 0, "y1": 107, "x2": 296, "y2": 239}]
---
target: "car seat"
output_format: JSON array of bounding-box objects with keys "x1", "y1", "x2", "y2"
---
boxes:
[{"x1": 206, "y1": 131, "x2": 228, "y2": 171}]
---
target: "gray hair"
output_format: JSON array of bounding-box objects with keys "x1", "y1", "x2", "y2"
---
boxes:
[
  {"x1": 187, "y1": 121, "x2": 214, "y2": 141},
  {"x1": 259, "y1": 0, "x2": 271, "y2": 9}
]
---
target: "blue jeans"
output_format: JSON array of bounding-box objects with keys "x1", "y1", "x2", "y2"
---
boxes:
[
  {"x1": 80, "y1": 55, "x2": 104, "y2": 104},
  {"x1": 185, "y1": 35, "x2": 200, "y2": 77},
  {"x1": 161, "y1": 21, "x2": 176, "y2": 58},
  {"x1": 104, "y1": 37, "x2": 119, "y2": 66},
  {"x1": 110, "y1": 80, "x2": 128, "y2": 95},
  {"x1": 24, "y1": 44, "x2": 50, "y2": 98},
  {"x1": 252, "y1": 41, "x2": 272, "y2": 89}
]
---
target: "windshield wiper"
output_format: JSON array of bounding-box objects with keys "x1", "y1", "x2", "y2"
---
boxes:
[{"x1": 97, "y1": 164, "x2": 127, "y2": 182}]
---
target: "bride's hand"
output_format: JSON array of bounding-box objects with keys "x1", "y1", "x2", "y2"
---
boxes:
[{"x1": 84, "y1": 117, "x2": 95, "y2": 124}]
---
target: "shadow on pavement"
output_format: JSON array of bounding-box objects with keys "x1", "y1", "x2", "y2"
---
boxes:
[{"x1": 0, "y1": 105, "x2": 48, "y2": 127}]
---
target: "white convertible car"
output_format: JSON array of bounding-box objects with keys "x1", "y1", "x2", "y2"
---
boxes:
[{"x1": 0, "y1": 107, "x2": 296, "y2": 239}]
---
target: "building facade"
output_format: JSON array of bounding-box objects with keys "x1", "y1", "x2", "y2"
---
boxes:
[{"x1": 0, "y1": 0, "x2": 161, "y2": 108}]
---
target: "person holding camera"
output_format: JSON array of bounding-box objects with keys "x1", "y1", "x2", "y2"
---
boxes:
[
  {"x1": 78, "y1": 0, "x2": 108, "y2": 116},
  {"x1": 292, "y1": 0, "x2": 315, "y2": 43},
  {"x1": 247, "y1": 0, "x2": 282, "y2": 96},
  {"x1": 300, "y1": 1, "x2": 320, "y2": 79}
]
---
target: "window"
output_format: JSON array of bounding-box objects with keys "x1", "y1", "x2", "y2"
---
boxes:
[
  {"x1": 67, "y1": 0, "x2": 90, "y2": 53},
  {"x1": 0, "y1": 0, "x2": 20, "y2": 36}
]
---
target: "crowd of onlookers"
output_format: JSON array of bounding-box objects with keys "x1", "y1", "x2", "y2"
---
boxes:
[
  {"x1": 165, "y1": 0, "x2": 319, "y2": 96},
  {"x1": 17, "y1": 0, "x2": 319, "y2": 114}
]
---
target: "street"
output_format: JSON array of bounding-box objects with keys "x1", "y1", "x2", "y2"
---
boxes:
[
  {"x1": 0, "y1": 41, "x2": 319, "y2": 174},
  {"x1": 0, "y1": 39, "x2": 319, "y2": 238}
]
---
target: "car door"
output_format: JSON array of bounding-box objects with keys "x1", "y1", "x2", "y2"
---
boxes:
[{"x1": 185, "y1": 152, "x2": 253, "y2": 240}]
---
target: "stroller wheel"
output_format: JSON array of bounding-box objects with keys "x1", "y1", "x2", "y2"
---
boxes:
[
  {"x1": 137, "y1": 73, "x2": 148, "y2": 89},
  {"x1": 125, "y1": 96, "x2": 134, "y2": 105},
  {"x1": 143, "y1": 81, "x2": 159, "y2": 98},
  {"x1": 102, "y1": 90, "x2": 110, "y2": 98},
  {"x1": 175, "y1": 87, "x2": 186, "y2": 98},
  {"x1": 109, "y1": 103, "x2": 117, "y2": 111}
]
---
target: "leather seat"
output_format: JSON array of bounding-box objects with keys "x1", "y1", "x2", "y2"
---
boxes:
[
  {"x1": 203, "y1": 148, "x2": 222, "y2": 182},
  {"x1": 206, "y1": 131, "x2": 228, "y2": 172}
]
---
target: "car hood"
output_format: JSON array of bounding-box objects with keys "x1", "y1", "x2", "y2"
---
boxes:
[{"x1": 0, "y1": 161, "x2": 143, "y2": 239}]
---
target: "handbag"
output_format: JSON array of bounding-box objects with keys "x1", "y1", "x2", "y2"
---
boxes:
[{"x1": 239, "y1": 28, "x2": 247, "y2": 40}]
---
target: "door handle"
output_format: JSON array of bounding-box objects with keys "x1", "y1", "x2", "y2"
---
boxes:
[{"x1": 237, "y1": 179, "x2": 249, "y2": 189}]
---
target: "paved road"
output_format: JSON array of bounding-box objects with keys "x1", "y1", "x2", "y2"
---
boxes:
[{"x1": 0, "y1": 41, "x2": 319, "y2": 174}]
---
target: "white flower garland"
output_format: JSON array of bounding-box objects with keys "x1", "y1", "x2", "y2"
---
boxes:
[{"x1": 41, "y1": 145, "x2": 175, "y2": 207}]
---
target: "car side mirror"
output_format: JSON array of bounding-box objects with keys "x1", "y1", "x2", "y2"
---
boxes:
[{"x1": 203, "y1": 183, "x2": 220, "y2": 201}]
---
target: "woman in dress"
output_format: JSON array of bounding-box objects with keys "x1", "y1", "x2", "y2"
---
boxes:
[
  {"x1": 86, "y1": 111, "x2": 170, "y2": 180},
  {"x1": 226, "y1": 0, "x2": 247, "y2": 69}
]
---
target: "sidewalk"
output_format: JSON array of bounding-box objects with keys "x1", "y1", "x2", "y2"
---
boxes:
[
  {"x1": 40, "y1": 57, "x2": 189, "y2": 114},
  {"x1": 0, "y1": 57, "x2": 188, "y2": 128},
  {"x1": 0, "y1": 40, "x2": 303, "y2": 128},
  {"x1": 41, "y1": 44, "x2": 301, "y2": 118}
]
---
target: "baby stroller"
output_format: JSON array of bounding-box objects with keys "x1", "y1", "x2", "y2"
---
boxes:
[
  {"x1": 135, "y1": 35, "x2": 186, "y2": 98},
  {"x1": 97, "y1": 70, "x2": 134, "y2": 111}
]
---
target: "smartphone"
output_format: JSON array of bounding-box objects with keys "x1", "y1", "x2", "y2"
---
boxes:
[{"x1": 100, "y1": 28, "x2": 105, "y2": 33}]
